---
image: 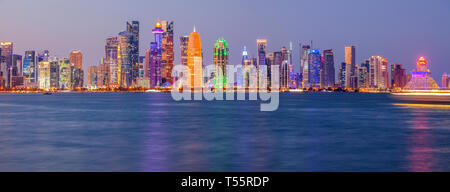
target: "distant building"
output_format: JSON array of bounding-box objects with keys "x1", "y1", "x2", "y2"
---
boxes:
[
  {"x1": 105, "y1": 37, "x2": 119, "y2": 87},
  {"x1": 23, "y1": 51, "x2": 37, "y2": 85},
  {"x1": 180, "y1": 36, "x2": 189, "y2": 66},
  {"x1": 369, "y1": 56, "x2": 389, "y2": 89},
  {"x1": 390, "y1": 64, "x2": 407, "y2": 89},
  {"x1": 38, "y1": 61, "x2": 50, "y2": 89},
  {"x1": 280, "y1": 47, "x2": 290, "y2": 90},
  {"x1": 308, "y1": 49, "x2": 321, "y2": 88},
  {"x1": 300, "y1": 45, "x2": 311, "y2": 88},
  {"x1": 0, "y1": 54, "x2": 22, "y2": 88},
  {"x1": 358, "y1": 66, "x2": 369, "y2": 88},
  {"x1": 321, "y1": 49, "x2": 335, "y2": 88},
  {"x1": 404, "y1": 57, "x2": 440, "y2": 90},
  {"x1": 213, "y1": 38, "x2": 229, "y2": 89},
  {"x1": 187, "y1": 26, "x2": 202, "y2": 89},
  {"x1": 69, "y1": 50, "x2": 82, "y2": 70},
  {"x1": 442, "y1": 73, "x2": 449, "y2": 89},
  {"x1": 50, "y1": 59, "x2": 59, "y2": 88},
  {"x1": 118, "y1": 31, "x2": 133, "y2": 87},
  {"x1": 345, "y1": 46, "x2": 356, "y2": 88},
  {"x1": 127, "y1": 21, "x2": 140, "y2": 83},
  {"x1": 87, "y1": 66, "x2": 98, "y2": 88},
  {"x1": 59, "y1": 58, "x2": 71, "y2": 89},
  {"x1": 161, "y1": 20, "x2": 174, "y2": 86},
  {"x1": 0, "y1": 42, "x2": 13, "y2": 55},
  {"x1": 338, "y1": 62, "x2": 346, "y2": 87}
]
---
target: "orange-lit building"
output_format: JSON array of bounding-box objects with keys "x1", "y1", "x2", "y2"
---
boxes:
[
  {"x1": 69, "y1": 50, "x2": 82, "y2": 70},
  {"x1": 187, "y1": 26, "x2": 202, "y2": 89},
  {"x1": 403, "y1": 57, "x2": 440, "y2": 90}
]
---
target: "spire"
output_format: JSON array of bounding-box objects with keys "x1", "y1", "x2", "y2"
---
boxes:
[{"x1": 193, "y1": 25, "x2": 196, "y2": 32}]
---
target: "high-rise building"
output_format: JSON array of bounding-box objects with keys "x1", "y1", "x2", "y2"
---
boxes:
[
  {"x1": 280, "y1": 47, "x2": 290, "y2": 90},
  {"x1": 213, "y1": 38, "x2": 229, "y2": 89},
  {"x1": 187, "y1": 26, "x2": 202, "y2": 89},
  {"x1": 149, "y1": 43, "x2": 161, "y2": 88},
  {"x1": 369, "y1": 56, "x2": 389, "y2": 89},
  {"x1": 0, "y1": 54, "x2": 22, "y2": 88},
  {"x1": 0, "y1": 42, "x2": 13, "y2": 55},
  {"x1": 105, "y1": 37, "x2": 118, "y2": 86},
  {"x1": 338, "y1": 62, "x2": 346, "y2": 87},
  {"x1": 161, "y1": 20, "x2": 174, "y2": 86},
  {"x1": 321, "y1": 49, "x2": 335, "y2": 88},
  {"x1": 118, "y1": 31, "x2": 133, "y2": 87},
  {"x1": 87, "y1": 66, "x2": 98, "y2": 88},
  {"x1": 391, "y1": 64, "x2": 406, "y2": 89},
  {"x1": 127, "y1": 21, "x2": 139, "y2": 83},
  {"x1": 69, "y1": 50, "x2": 82, "y2": 70},
  {"x1": 308, "y1": 49, "x2": 321, "y2": 88},
  {"x1": 300, "y1": 45, "x2": 311, "y2": 88},
  {"x1": 71, "y1": 67, "x2": 83, "y2": 89},
  {"x1": 59, "y1": 58, "x2": 71, "y2": 89},
  {"x1": 243, "y1": 57, "x2": 257, "y2": 89},
  {"x1": 345, "y1": 46, "x2": 356, "y2": 88},
  {"x1": 358, "y1": 66, "x2": 369, "y2": 88},
  {"x1": 38, "y1": 61, "x2": 50, "y2": 89},
  {"x1": 180, "y1": 36, "x2": 189, "y2": 66},
  {"x1": 49, "y1": 58, "x2": 59, "y2": 88},
  {"x1": 256, "y1": 39, "x2": 267, "y2": 69},
  {"x1": 23, "y1": 51, "x2": 37, "y2": 84},
  {"x1": 266, "y1": 52, "x2": 274, "y2": 89}
]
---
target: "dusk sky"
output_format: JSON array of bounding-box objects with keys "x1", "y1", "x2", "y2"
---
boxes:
[{"x1": 1, "y1": 0, "x2": 449, "y2": 83}]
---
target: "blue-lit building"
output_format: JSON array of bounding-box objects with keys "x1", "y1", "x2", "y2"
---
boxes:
[
  {"x1": 308, "y1": 49, "x2": 321, "y2": 87},
  {"x1": 23, "y1": 51, "x2": 37, "y2": 83}
]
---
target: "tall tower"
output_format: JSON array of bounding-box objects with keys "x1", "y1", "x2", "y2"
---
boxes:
[
  {"x1": 369, "y1": 56, "x2": 389, "y2": 89},
  {"x1": 69, "y1": 50, "x2": 82, "y2": 70},
  {"x1": 127, "y1": 21, "x2": 139, "y2": 83},
  {"x1": 23, "y1": 50, "x2": 37, "y2": 83},
  {"x1": 105, "y1": 37, "x2": 118, "y2": 86},
  {"x1": 280, "y1": 47, "x2": 290, "y2": 90},
  {"x1": 301, "y1": 45, "x2": 311, "y2": 88},
  {"x1": 256, "y1": 39, "x2": 267, "y2": 68},
  {"x1": 150, "y1": 20, "x2": 164, "y2": 88},
  {"x1": 213, "y1": 38, "x2": 229, "y2": 89},
  {"x1": 180, "y1": 36, "x2": 189, "y2": 66},
  {"x1": 187, "y1": 26, "x2": 202, "y2": 89},
  {"x1": 161, "y1": 20, "x2": 174, "y2": 86},
  {"x1": 118, "y1": 31, "x2": 133, "y2": 87},
  {"x1": 308, "y1": 49, "x2": 321, "y2": 88},
  {"x1": 322, "y1": 49, "x2": 335, "y2": 88},
  {"x1": 345, "y1": 46, "x2": 355, "y2": 88}
]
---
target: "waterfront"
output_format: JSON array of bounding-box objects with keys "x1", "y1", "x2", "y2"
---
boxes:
[{"x1": 0, "y1": 93, "x2": 450, "y2": 171}]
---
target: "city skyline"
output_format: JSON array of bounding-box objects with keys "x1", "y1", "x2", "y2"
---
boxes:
[{"x1": 1, "y1": 0, "x2": 450, "y2": 86}]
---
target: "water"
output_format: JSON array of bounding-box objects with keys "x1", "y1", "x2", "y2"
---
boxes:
[{"x1": 0, "y1": 92, "x2": 449, "y2": 172}]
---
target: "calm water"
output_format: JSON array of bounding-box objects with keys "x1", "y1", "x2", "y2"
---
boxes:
[{"x1": 0, "y1": 93, "x2": 449, "y2": 172}]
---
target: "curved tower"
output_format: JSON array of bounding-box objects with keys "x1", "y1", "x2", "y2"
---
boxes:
[{"x1": 187, "y1": 26, "x2": 202, "y2": 89}]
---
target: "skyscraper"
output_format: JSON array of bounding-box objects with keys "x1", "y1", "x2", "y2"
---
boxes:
[
  {"x1": 50, "y1": 58, "x2": 59, "y2": 89},
  {"x1": 308, "y1": 49, "x2": 321, "y2": 88},
  {"x1": 321, "y1": 49, "x2": 335, "y2": 88},
  {"x1": 187, "y1": 26, "x2": 202, "y2": 89},
  {"x1": 338, "y1": 62, "x2": 346, "y2": 87},
  {"x1": 23, "y1": 51, "x2": 37, "y2": 84},
  {"x1": 213, "y1": 38, "x2": 229, "y2": 89},
  {"x1": 345, "y1": 46, "x2": 356, "y2": 88},
  {"x1": 118, "y1": 31, "x2": 133, "y2": 87},
  {"x1": 127, "y1": 21, "x2": 139, "y2": 83},
  {"x1": 0, "y1": 42, "x2": 13, "y2": 55},
  {"x1": 149, "y1": 42, "x2": 161, "y2": 88},
  {"x1": 0, "y1": 54, "x2": 22, "y2": 88},
  {"x1": 105, "y1": 37, "x2": 118, "y2": 86},
  {"x1": 69, "y1": 50, "x2": 82, "y2": 70},
  {"x1": 257, "y1": 39, "x2": 267, "y2": 69},
  {"x1": 59, "y1": 58, "x2": 71, "y2": 89},
  {"x1": 38, "y1": 61, "x2": 50, "y2": 89},
  {"x1": 180, "y1": 36, "x2": 189, "y2": 66},
  {"x1": 301, "y1": 45, "x2": 311, "y2": 88},
  {"x1": 161, "y1": 20, "x2": 174, "y2": 86},
  {"x1": 369, "y1": 56, "x2": 389, "y2": 89},
  {"x1": 280, "y1": 47, "x2": 290, "y2": 90}
]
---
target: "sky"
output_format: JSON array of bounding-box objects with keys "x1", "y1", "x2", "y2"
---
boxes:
[{"x1": 1, "y1": 0, "x2": 450, "y2": 84}]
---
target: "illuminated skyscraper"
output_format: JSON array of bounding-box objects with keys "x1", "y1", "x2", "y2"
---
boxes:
[
  {"x1": 0, "y1": 54, "x2": 22, "y2": 88},
  {"x1": 300, "y1": 45, "x2": 311, "y2": 87},
  {"x1": 321, "y1": 49, "x2": 335, "y2": 88},
  {"x1": 213, "y1": 38, "x2": 229, "y2": 89},
  {"x1": 187, "y1": 26, "x2": 202, "y2": 89},
  {"x1": 38, "y1": 61, "x2": 50, "y2": 89},
  {"x1": 69, "y1": 50, "x2": 82, "y2": 70},
  {"x1": 118, "y1": 31, "x2": 133, "y2": 87},
  {"x1": 404, "y1": 57, "x2": 440, "y2": 90},
  {"x1": 149, "y1": 42, "x2": 161, "y2": 88},
  {"x1": 345, "y1": 46, "x2": 356, "y2": 88},
  {"x1": 180, "y1": 36, "x2": 189, "y2": 66},
  {"x1": 23, "y1": 51, "x2": 37, "y2": 84},
  {"x1": 257, "y1": 39, "x2": 267, "y2": 69},
  {"x1": 338, "y1": 62, "x2": 346, "y2": 87},
  {"x1": 59, "y1": 58, "x2": 71, "y2": 89},
  {"x1": 105, "y1": 37, "x2": 118, "y2": 86},
  {"x1": 308, "y1": 49, "x2": 321, "y2": 88},
  {"x1": 88, "y1": 66, "x2": 98, "y2": 88},
  {"x1": 358, "y1": 66, "x2": 369, "y2": 88},
  {"x1": 243, "y1": 57, "x2": 257, "y2": 89},
  {"x1": 266, "y1": 52, "x2": 274, "y2": 89},
  {"x1": 49, "y1": 58, "x2": 59, "y2": 88},
  {"x1": 161, "y1": 20, "x2": 174, "y2": 86},
  {"x1": 0, "y1": 42, "x2": 13, "y2": 55},
  {"x1": 280, "y1": 47, "x2": 290, "y2": 90},
  {"x1": 126, "y1": 21, "x2": 139, "y2": 83},
  {"x1": 369, "y1": 56, "x2": 389, "y2": 89}
]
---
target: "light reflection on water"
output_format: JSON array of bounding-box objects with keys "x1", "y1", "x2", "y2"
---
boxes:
[{"x1": 0, "y1": 93, "x2": 450, "y2": 171}]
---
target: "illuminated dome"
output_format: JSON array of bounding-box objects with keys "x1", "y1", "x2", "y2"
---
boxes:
[{"x1": 155, "y1": 19, "x2": 162, "y2": 28}]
